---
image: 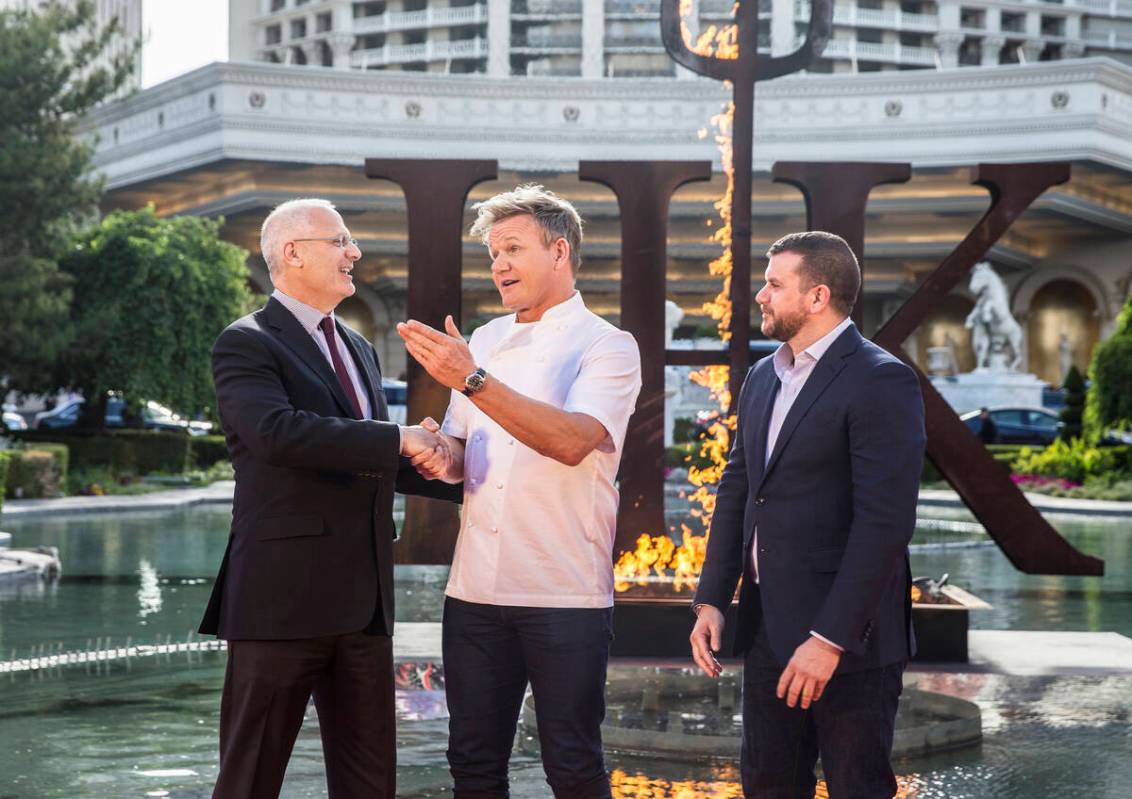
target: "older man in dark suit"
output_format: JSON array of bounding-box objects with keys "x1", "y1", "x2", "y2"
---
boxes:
[
  {"x1": 690, "y1": 231, "x2": 926, "y2": 799},
  {"x1": 199, "y1": 198, "x2": 458, "y2": 799}
]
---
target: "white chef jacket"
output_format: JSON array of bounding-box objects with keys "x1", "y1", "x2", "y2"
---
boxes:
[{"x1": 441, "y1": 291, "x2": 642, "y2": 608}]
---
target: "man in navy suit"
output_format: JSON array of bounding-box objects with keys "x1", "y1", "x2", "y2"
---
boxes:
[{"x1": 690, "y1": 231, "x2": 925, "y2": 799}]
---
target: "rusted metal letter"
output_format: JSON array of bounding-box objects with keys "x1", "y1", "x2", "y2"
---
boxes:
[
  {"x1": 365, "y1": 158, "x2": 498, "y2": 564},
  {"x1": 580, "y1": 160, "x2": 714, "y2": 557}
]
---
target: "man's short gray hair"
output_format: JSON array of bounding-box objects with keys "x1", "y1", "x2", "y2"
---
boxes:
[
  {"x1": 261, "y1": 198, "x2": 338, "y2": 278},
  {"x1": 469, "y1": 185, "x2": 583, "y2": 273}
]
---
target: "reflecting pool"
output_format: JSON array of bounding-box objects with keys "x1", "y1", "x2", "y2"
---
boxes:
[{"x1": 0, "y1": 503, "x2": 1129, "y2": 797}]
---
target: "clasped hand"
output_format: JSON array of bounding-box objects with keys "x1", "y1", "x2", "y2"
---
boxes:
[{"x1": 400, "y1": 417, "x2": 451, "y2": 480}]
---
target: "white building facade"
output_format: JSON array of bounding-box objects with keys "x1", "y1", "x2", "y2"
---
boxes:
[
  {"x1": 1, "y1": 0, "x2": 143, "y2": 92},
  {"x1": 227, "y1": 0, "x2": 1132, "y2": 77}
]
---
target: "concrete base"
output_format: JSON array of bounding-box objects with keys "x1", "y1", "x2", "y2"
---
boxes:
[{"x1": 930, "y1": 370, "x2": 1047, "y2": 415}]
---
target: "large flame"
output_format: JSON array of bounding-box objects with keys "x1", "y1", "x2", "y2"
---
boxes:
[{"x1": 614, "y1": 7, "x2": 739, "y2": 592}]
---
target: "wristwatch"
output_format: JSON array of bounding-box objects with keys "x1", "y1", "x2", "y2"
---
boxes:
[{"x1": 462, "y1": 367, "x2": 487, "y2": 396}]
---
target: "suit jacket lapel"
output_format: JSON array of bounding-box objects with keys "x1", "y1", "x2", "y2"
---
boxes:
[
  {"x1": 264, "y1": 297, "x2": 356, "y2": 418},
  {"x1": 339, "y1": 323, "x2": 387, "y2": 421},
  {"x1": 761, "y1": 326, "x2": 862, "y2": 483},
  {"x1": 747, "y1": 366, "x2": 779, "y2": 488}
]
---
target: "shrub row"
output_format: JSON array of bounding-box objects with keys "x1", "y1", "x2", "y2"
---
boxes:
[
  {"x1": 190, "y1": 435, "x2": 229, "y2": 469},
  {"x1": 14, "y1": 429, "x2": 191, "y2": 475}
]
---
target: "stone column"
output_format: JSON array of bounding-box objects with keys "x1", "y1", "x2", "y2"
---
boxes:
[
  {"x1": 1064, "y1": 40, "x2": 1086, "y2": 58},
  {"x1": 980, "y1": 34, "x2": 1004, "y2": 65},
  {"x1": 301, "y1": 40, "x2": 321, "y2": 66},
  {"x1": 934, "y1": 31, "x2": 964, "y2": 68},
  {"x1": 329, "y1": 33, "x2": 355, "y2": 69},
  {"x1": 771, "y1": 0, "x2": 797, "y2": 56},
  {"x1": 1020, "y1": 38, "x2": 1043, "y2": 63},
  {"x1": 582, "y1": 0, "x2": 604, "y2": 78},
  {"x1": 487, "y1": 0, "x2": 510, "y2": 76}
]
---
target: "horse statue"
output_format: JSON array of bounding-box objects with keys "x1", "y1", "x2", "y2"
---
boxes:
[{"x1": 966, "y1": 262, "x2": 1024, "y2": 372}]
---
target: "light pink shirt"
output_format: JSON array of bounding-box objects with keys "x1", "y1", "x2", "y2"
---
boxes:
[
  {"x1": 753, "y1": 316, "x2": 853, "y2": 582},
  {"x1": 752, "y1": 316, "x2": 854, "y2": 651}
]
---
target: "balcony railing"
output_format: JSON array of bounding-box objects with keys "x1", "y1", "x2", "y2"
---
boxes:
[
  {"x1": 605, "y1": 0, "x2": 661, "y2": 14},
  {"x1": 1083, "y1": 29, "x2": 1132, "y2": 48},
  {"x1": 796, "y1": 1, "x2": 939, "y2": 31},
  {"x1": 350, "y1": 37, "x2": 489, "y2": 67},
  {"x1": 821, "y1": 37, "x2": 939, "y2": 64},
  {"x1": 512, "y1": 32, "x2": 584, "y2": 48},
  {"x1": 352, "y1": 5, "x2": 487, "y2": 36},
  {"x1": 1072, "y1": 0, "x2": 1132, "y2": 16},
  {"x1": 523, "y1": 0, "x2": 583, "y2": 15}
]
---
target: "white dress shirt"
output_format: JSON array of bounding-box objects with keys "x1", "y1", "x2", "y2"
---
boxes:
[
  {"x1": 441, "y1": 292, "x2": 642, "y2": 609},
  {"x1": 272, "y1": 289, "x2": 372, "y2": 420}
]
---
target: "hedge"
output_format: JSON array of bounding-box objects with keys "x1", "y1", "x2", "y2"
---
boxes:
[
  {"x1": 14, "y1": 429, "x2": 190, "y2": 475},
  {"x1": 3, "y1": 445, "x2": 69, "y2": 499},
  {"x1": 190, "y1": 435, "x2": 229, "y2": 469}
]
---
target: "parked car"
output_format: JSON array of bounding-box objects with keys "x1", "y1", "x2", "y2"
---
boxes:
[
  {"x1": 2, "y1": 404, "x2": 28, "y2": 431},
  {"x1": 382, "y1": 378, "x2": 407, "y2": 425},
  {"x1": 960, "y1": 406, "x2": 1062, "y2": 446},
  {"x1": 33, "y1": 397, "x2": 213, "y2": 436}
]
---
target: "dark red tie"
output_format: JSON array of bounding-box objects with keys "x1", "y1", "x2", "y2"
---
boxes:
[{"x1": 318, "y1": 317, "x2": 364, "y2": 419}]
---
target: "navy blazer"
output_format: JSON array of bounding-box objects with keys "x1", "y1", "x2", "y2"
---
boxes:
[
  {"x1": 693, "y1": 325, "x2": 925, "y2": 673},
  {"x1": 199, "y1": 297, "x2": 460, "y2": 641}
]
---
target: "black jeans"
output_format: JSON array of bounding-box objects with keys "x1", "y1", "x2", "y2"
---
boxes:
[
  {"x1": 442, "y1": 596, "x2": 614, "y2": 799},
  {"x1": 740, "y1": 622, "x2": 904, "y2": 799}
]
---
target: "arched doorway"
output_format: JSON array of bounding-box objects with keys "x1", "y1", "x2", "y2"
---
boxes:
[
  {"x1": 916, "y1": 294, "x2": 976, "y2": 374},
  {"x1": 1026, "y1": 279, "x2": 1099, "y2": 386},
  {"x1": 335, "y1": 295, "x2": 377, "y2": 343}
]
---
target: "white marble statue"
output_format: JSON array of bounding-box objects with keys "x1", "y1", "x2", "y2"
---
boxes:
[
  {"x1": 1059, "y1": 333, "x2": 1074, "y2": 382},
  {"x1": 965, "y1": 262, "x2": 1023, "y2": 372}
]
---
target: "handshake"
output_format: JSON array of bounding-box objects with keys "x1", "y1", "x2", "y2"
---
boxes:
[{"x1": 399, "y1": 417, "x2": 456, "y2": 482}]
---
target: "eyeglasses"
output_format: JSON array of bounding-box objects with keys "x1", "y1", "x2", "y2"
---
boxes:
[{"x1": 292, "y1": 236, "x2": 360, "y2": 251}]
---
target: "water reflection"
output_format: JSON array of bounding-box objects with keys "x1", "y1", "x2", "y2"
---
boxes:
[{"x1": 137, "y1": 558, "x2": 163, "y2": 618}]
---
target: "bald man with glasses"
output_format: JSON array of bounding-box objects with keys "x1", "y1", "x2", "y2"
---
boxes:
[{"x1": 199, "y1": 198, "x2": 460, "y2": 799}]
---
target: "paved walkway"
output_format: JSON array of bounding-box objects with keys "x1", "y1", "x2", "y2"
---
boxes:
[
  {"x1": 2, "y1": 481, "x2": 235, "y2": 518},
  {"x1": 919, "y1": 488, "x2": 1132, "y2": 519}
]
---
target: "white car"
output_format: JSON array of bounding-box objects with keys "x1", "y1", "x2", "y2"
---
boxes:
[{"x1": 2, "y1": 406, "x2": 27, "y2": 431}]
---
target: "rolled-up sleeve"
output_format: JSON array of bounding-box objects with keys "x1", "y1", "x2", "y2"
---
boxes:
[{"x1": 562, "y1": 329, "x2": 642, "y2": 455}]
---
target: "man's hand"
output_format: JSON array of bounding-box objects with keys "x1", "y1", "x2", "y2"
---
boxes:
[
  {"x1": 776, "y1": 635, "x2": 842, "y2": 709},
  {"x1": 400, "y1": 419, "x2": 448, "y2": 462},
  {"x1": 409, "y1": 417, "x2": 451, "y2": 480},
  {"x1": 396, "y1": 316, "x2": 476, "y2": 392},
  {"x1": 690, "y1": 605, "x2": 725, "y2": 678}
]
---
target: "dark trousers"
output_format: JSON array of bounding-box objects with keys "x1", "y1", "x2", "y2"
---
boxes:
[
  {"x1": 442, "y1": 596, "x2": 614, "y2": 799},
  {"x1": 740, "y1": 622, "x2": 904, "y2": 799},
  {"x1": 212, "y1": 632, "x2": 395, "y2": 799}
]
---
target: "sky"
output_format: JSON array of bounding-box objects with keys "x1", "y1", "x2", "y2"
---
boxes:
[{"x1": 141, "y1": 0, "x2": 229, "y2": 89}]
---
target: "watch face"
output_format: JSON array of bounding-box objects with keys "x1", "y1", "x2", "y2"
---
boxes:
[{"x1": 465, "y1": 369, "x2": 486, "y2": 393}]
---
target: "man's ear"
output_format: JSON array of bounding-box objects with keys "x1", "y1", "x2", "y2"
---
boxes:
[{"x1": 554, "y1": 237, "x2": 570, "y2": 269}]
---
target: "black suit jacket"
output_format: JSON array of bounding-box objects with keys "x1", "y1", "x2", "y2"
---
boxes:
[
  {"x1": 199, "y1": 297, "x2": 459, "y2": 641},
  {"x1": 693, "y1": 325, "x2": 926, "y2": 673}
]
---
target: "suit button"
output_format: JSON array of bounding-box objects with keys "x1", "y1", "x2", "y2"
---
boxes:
[{"x1": 755, "y1": 497, "x2": 766, "y2": 506}]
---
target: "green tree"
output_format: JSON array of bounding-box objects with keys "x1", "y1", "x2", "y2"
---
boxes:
[
  {"x1": 58, "y1": 208, "x2": 251, "y2": 426},
  {"x1": 1059, "y1": 365, "x2": 1086, "y2": 441},
  {"x1": 0, "y1": 1, "x2": 137, "y2": 392},
  {"x1": 1084, "y1": 289, "x2": 1132, "y2": 442}
]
